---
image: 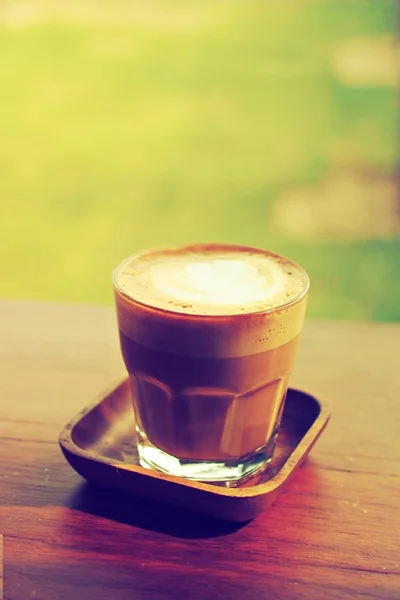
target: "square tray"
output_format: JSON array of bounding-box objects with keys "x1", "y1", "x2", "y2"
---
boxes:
[{"x1": 59, "y1": 379, "x2": 330, "y2": 522}]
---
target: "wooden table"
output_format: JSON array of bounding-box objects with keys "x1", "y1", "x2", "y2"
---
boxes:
[{"x1": 1, "y1": 301, "x2": 399, "y2": 600}]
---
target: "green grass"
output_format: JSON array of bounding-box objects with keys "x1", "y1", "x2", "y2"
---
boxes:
[{"x1": 0, "y1": 0, "x2": 398, "y2": 320}]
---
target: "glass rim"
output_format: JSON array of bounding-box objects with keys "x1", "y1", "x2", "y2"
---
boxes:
[{"x1": 112, "y1": 243, "x2": 310, "y2": 319}]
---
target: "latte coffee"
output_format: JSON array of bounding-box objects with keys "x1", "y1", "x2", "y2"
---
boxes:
[{"x1": 113, "y1": 244, "x2": 309, "y2": 484}]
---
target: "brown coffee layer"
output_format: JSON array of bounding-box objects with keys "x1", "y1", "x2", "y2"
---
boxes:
[
  {"x1": 115, "y1": 287, "x2": 307, "y2": 357},
  {"x1": 121, "y1": 333, "x2": 300, "y2": 460}
]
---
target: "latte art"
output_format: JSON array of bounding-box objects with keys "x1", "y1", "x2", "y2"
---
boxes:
[
  {"x1": 140, "y1": 258, "x2": 282, "y2": 309},
  {"x1": 115, "y1": 245, "x2": 308, "y2": 316}
]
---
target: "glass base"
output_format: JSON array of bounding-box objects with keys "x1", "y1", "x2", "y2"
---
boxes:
[{"x1": 137, "y1": 433, "x2": 278, "y2": 487}]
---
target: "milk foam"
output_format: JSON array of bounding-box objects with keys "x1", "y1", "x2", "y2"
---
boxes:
[{"x1": 115, "y1": 246, "x2": 308, "y2": 316}]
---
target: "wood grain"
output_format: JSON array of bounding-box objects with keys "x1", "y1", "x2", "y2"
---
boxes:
[{"x1": 1, "y1": 301, "x2": 399, "y2": 600}]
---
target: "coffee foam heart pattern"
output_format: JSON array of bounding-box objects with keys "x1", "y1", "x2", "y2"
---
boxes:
[{"x1": 115, "y1": 245, "x2": 308, "y2": 316}]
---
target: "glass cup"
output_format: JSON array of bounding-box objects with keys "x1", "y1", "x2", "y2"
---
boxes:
[{"x1": 113, "y1": 244, "x2": 309, "y2": 485}]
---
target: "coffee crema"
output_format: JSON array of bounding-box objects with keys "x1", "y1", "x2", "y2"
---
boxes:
[
  {"x1": 113, "y1": 244, "x2": 309, "y2": 358},
  {"x1": 115, "y1": 245, "x2": 307, "y2": 316}
]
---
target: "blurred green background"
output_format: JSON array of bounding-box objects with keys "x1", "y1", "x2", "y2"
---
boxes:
[{"x1": 0, "y1": 0, "x2": 398, "y2": 320}]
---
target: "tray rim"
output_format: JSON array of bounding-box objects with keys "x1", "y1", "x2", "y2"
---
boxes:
[{"x1": 59, "y1": 378, "x2": 331, "y2": 499}]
